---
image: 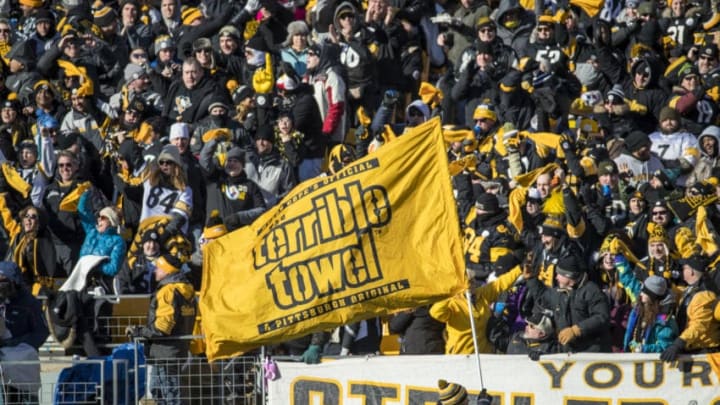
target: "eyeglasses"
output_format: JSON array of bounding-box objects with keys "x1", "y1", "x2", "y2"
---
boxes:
[
  {"x1": 196, "y1": 48, "x2": 212, "y2": 54},
  {"x1": 131, "y1": 53, "x2": 147, "y2": 58},
  {"x1": 537, "y1": 26, "x2": 552, "y2": 33},
  {"x1": 158, "y1": 160, "x2": 174, "y2": 166},
  {"x1": 24, "y1": 214, "x2": 38, "y2": 220},
  {"x1": 58, "y1": 162, "x2": 74, "y2": 168},
  {"x1": 652, "y1": 211, "x2": 668, "y2": 216},
  {"x1": 0, "y1": 29, "x2": 10, "y2": 34},
  {"x1": 340, "y1": 14, "x2": 355, "y2": 19}
]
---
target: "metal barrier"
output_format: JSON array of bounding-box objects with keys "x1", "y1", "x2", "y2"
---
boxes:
[
  {"x1": 131, "y1": 338, "x2": 262, "y2": 405},
  {"x1": 0, "y1": 358, "x2": 113, "y2": 405}
]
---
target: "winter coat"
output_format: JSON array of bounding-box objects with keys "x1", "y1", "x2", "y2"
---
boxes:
[
  {"x1": 388, "y1": 306, "x2": 445, "y2": 354},
  {"x1": 78, "y1": 192, "x2": 126, "y2": 277},
  {"x1": 675, "y1": 281, "x2": 720, "y2": 351},
  {"x1": 526, "y1": 276, "x2": 612, "y2": 353},
  {"x1": 142, "y1": 272, "x2": 196, "y2": 359},
  {"x1": 42, "y1": 180, "x2": 89, "y2": 276},
  {"x1": 430, "y1": 267, "x2": 521, "y2": 354},
  {"x1": 199, "y1": 140, "x2": 266, "y2": 227},
  {"x1": 244, "y1": 149, "x2": 297, "y2": 207},
  {"x1": 0, "y1": 262, "x2": 49, "y2": 350},
  {"x1": 117, "y1": 254, "x2": 157, "y2": 294}
]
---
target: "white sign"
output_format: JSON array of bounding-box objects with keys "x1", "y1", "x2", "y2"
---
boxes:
[{"x1": 269, "y1": 354, "x2": 720, "y2": 404}]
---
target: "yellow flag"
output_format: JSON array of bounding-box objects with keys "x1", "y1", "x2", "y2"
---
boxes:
[{"x1": 200, "y1": 118, "x2": 466, "y2": 361}]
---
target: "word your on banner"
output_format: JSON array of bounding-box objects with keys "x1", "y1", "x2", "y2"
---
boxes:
[
  {"x1": 201, "y1": 118, "x2": 466, "y2": 361},
  {"x1": 269, "y1": 354, "x2": 720, "y2": 404}
]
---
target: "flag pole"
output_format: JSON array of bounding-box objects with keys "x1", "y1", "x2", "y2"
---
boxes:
[{"x1": 465, "y1": 288, "x2": 485, "y2": 389}]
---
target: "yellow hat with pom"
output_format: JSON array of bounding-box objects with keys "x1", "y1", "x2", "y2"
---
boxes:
[
  {"x1": 437, "y1": 379, "x2": 467, "y2": 405},
  {"x1": 156, "y1": 254, "x2": 181, "y2": 274},
  {"x1": 203, "y1": 210, "x2": 228, "y2": 240}
]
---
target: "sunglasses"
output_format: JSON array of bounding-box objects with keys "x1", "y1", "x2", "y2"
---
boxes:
[
  {"x1": 0, "y1": 29, "x2": 9, "y2": 34},
  {"x1": 340, "y1": 14, "x2": 355, "y2": 19},
  {"x1": 652, "y1": 211, "x2": 668, "y2": 216},
  {"x1": 132, "y1": 53, "x2": 148, "y2": 58},
  {"x1": 700, "y1": 55, "x2": 715, "y2": 61},
  {"x1": 196, "y1": 48, "x2": 212, "y2": 54},
  {"x1": 58, "y1": 162, "x2": 74, "y2": 168},
  {"x1": 636, "y1": 71, "x2": 650, "y2": 78},
  {"x1": 158, "y1": 160, "x2": 174, "y2": 166},
  {"x1": 408, "y1": 110, "x2": 424, "y2": 118},
  {"x1": 24, "y1": 214, "x2": 38, "y2": 220}
]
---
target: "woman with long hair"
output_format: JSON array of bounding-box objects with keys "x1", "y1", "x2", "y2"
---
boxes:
[
  {"x1": 0, "y1": 202, "x2": 58, "y2": 295},
  {"x1": 617, "y1": 256, "x2": 679, "y2": 353},
  {"x1": 140, "y1": 144, "x2": 192, "y2": 235}
]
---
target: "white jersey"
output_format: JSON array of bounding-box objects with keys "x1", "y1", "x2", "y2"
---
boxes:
[
  {"x1": 140, "y1": 179, "x2": 193, "y2": 225},
  {"x1": 649, "y1": 130, "x2": 699, "y2": 187}
]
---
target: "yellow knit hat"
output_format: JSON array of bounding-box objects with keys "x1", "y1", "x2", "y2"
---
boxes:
[
  {"x1": 181, "y1": 7, "x2": 203, "y2": 25},
  {"x1": 156, "y1": 255, "x2": 181, "y2": 274},
  {"x1": 437, "y1": 380, "x2": 467, "y2": 405}
]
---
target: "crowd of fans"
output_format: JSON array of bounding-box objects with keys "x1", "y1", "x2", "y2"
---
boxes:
[{"x1": 0, "y1": 0, "x2": 718, "y2": 377}]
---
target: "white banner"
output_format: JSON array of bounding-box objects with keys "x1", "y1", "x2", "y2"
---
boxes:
[{"x1": 269, "y1": 354, "x2": 720, "y2": 404}]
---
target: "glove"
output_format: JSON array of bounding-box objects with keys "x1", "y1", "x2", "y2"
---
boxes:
[
  {"x1": 628, "y1": 341, "x2": 642, "y2": 353},
  {"x1": 382, "y1": 90, "x2": 399, "y2": 108},
  {"x1": 300, "y1": 344, "x2": 322, "y2": 364},
  {"x1": 244, "y1": 0, "x2": 260, "y2": 13},
  {"x1": 528, "y1": 351, "x2": 542, "y2": 361},
  {"x1": 660, "y1": 339, "x2": 685, "y2": 362},
  {"x1": 558, "y1": 325, "x2": 581, "y2": 345},
  {"x1": 476, "y1": 388, "x2": 492, "y2": 405},
  {"x1": 224, "y1": 213, "x2": 241, "y2": 229}
]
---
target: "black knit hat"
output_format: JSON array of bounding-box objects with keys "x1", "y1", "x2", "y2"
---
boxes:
[
  {"x1": 475, "y1": 192, "x2": 500, "y2": 213},
  {"x1": 255, "y1": 125, "x2": 275, "y2": 142},
  {"x1": 624, "y1": 130, "x2": 651, "y2": 152},
  {"x1": 246, "y1": 35, "x2": 270, "y2": 53},
  {"x1": 555, "y1": 255, "x2": 585, "y2": 280}
]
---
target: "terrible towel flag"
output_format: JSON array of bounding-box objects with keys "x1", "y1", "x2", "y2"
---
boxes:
[{"x1": 200, "y1": 118, "x2": 466, "y2": 361}]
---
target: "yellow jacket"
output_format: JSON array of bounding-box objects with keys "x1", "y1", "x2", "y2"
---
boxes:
[
  {"x1": 679, "y1": 289, "x2": 720, "y2": 351},
  {"x1": 430, "y1": 267, "x2": 521, "y2": 354}
]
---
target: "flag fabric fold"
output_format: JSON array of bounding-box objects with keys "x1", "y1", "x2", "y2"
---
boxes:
[{"x1": 200, "y1": 118, "x2": 466, "y2": 361}]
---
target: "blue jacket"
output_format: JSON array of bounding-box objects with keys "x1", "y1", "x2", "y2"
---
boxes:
[
  {"x1": 78, "y1": 192, "x2": 126, "y2": 277},
  {"x1": 0, "y1": 262, "x2": 49, "y2": 349},
  {"x1": 617, "y1": 257, "x2": 679, "y2": 353}
]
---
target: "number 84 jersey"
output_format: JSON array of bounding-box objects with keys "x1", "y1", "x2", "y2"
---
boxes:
[{"x1": 140, "y1": 180, "x2": 193, "y2": 227}]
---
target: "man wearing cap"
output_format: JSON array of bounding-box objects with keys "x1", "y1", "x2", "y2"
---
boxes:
[
  {"x1": 110, "y1": 63, "x2": 163, "y2": 116},
  {"x1": 243, "y1": 125, "x2": 296, "y2": 207},
  {"x1": 27, "y1": 80, "x2": 66, "y2": 123},
  {"x1": 190, "y1": 98, "x2": 248, "y2": 154},
  {"x1": 506, "y1": 310, "x2": 558, "y2": 359},
  {"x1": 458, "y1": 17, "x2": 515, "y2": 78},
  {"x1": 669, "y1": 63, "x2": 720, "y2": 135},
  {"x1": 451, "y1": 42, "x2": 501, "y2": 126},
  {"x1": 150, "y1": 35, "x2": 181, "y2": 82},
  {"x1": 688, "y1": 126, "x2": 720, "y2": 185},
  {"x1": 660, "y1": 254, "x2": 720, "y2": 361},
  {"x1": 526, "y1": 254, "x2": 612, "y2": 352},
  {"x1": 463, "y1": 192, "x2": 518, "y2": 282},
  {"x1": 623, "y1": 57, "x2": 669, "y2": 134},
  {"x1": 614, "y1": 130, "x2": 664, "y2": 186},
  {"x1": 126, "y1": 254, "x2": 196, "y2": 402},
  {"x1": 199, "y1": 141, "x2": 266, "y2": 231},
  {"x1": 649, "y1": 106, "x2": 699, "y2": 187},
  {"x1": 118, "y1": 229, "x2": 160, "y2": 294},
  {"x1": 527, "y1": 15, "x2": 567, "y2": 70},
  {"x1": 216, "y1": 25, "x2": 244, "y2": 80},
  {"x1": 696, "y1": 44, "x2": 719, "y2": 75}
]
